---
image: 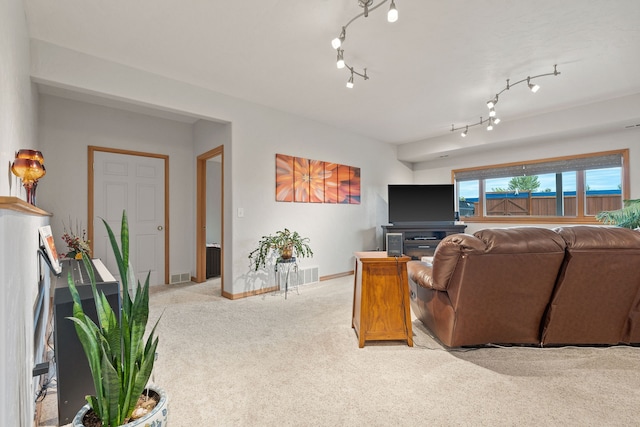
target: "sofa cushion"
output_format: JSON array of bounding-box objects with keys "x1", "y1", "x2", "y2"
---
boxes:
[
  {"x1": 555, "y1": 225, "x2": 640, "y2": 249},
  {"x1": 475, "y1": 227, "x2": 567, "y2": 254},
  {"x1": 543, "y1": 226, "x2": 640, "y2": 345}
]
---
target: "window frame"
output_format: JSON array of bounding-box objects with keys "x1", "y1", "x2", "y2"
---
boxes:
[{"x1": 452, "y1": 149, "x2": 629, "y2": 224}]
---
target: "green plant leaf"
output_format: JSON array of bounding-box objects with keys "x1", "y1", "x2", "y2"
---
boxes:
[
  {"x1": 597, "y1": 199, "x2": 640, "y2": 229},
  {"x1": 67, "y1": 210, "x2": 159, "y2": 426}
]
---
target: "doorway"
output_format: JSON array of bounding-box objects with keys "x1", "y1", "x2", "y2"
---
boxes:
[
  {"x1": 195, "y1": 145, "x2": 224, "y2": 295},
  {"x1": 88, "y1": 146, "x2": 170, "y2": 285}
]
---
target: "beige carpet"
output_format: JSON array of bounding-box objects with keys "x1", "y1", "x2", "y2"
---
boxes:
[{"x1": 39, "y1": 275, "x2": 640, "y2": 426}]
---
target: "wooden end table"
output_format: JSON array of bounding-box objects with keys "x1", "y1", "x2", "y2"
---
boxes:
[{"x1": 352, "y1": 251, "x2": 413, "y2": 348}]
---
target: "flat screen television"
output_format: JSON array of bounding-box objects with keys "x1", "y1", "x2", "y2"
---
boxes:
[{"x1": 388, "y1": 184, "x2": 455, "y2": 225}]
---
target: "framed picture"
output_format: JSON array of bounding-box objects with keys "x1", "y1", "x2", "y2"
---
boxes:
[{"x1": 39, "y1": 225, "x2": 62, "y2": 275}]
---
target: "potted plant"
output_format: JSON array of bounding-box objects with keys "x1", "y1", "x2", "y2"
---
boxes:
[
  {"x1": 248, "y1": 228, "x2": 313, "y2": 271},
  {"x1": 67, "y1": 211, "x2": 168, "y2": 426},
  {"x1": 596, "y1": 199, "x2": 640, "y2": 229}
]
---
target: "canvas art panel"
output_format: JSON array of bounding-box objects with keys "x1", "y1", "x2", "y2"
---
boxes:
[{"x1": 275, "y1": 154, "x2": 360, "y2": 205}]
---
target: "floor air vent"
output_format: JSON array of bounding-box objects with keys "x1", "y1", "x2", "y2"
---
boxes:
[
  {"x1": 296, "y1": 266, "x2": 319, "y2": 286},
  {"x1": 170, "y1": 272, "x2": 191, "y2": 284}
]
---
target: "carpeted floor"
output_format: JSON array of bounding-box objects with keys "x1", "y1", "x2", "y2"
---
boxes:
[{"x1": 39, "y1": 275, "x2": 640, "y2": 426}]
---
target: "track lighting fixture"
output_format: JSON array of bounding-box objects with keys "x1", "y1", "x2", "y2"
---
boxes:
[
  {"x1": 388, "y1": 0, "x2": 398, "y2": 22},
  {"x1": 451, "y1": 116, "x2": 502, "y2": 136},
  {"x1": 347, "y1": 72, "x2": 355, "y2": 89},
  {"x1": 331, "y1": 0, "x2": 398, "y2": 88},
  {"x1": 452, "y1": 65, "x2": 561, "y2": 137},
  {"x1": 336, "y1": 49, "x2": 345, "y2": 69},
  {"x1": 527, "y1": 77, "x2": 540, "y2": 93},
  {"x1": 361, "y1": 0, "x2": 373, "y2": 17},
  {"x1": 487, "y1": 118, "x2": 494, "y2": 131},
  {"x1": 332, "y1": 27, "x2": 346, "y2": 49}
]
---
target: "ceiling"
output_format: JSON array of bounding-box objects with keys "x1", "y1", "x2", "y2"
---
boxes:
[{"x1": 23, "y1": 0, "x2": 640, "y2": 146}]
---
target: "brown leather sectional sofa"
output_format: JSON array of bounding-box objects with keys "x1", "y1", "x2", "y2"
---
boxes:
[{"x1": 407, "y1": 226, "x2": 640, "y2": 347}]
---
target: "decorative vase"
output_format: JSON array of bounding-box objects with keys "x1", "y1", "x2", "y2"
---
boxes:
[{"x1": 72, "y1": 385, "x2": 168, "y2": 427}]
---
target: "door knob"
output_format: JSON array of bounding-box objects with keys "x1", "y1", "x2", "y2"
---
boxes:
[{"x1": 157, "y1": 225, "x2": 163, "y2": 231}]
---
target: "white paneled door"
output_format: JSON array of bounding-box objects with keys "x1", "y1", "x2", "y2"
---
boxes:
[{"x1": 93, "y1": 151, "x2": 165, "y2": 286}]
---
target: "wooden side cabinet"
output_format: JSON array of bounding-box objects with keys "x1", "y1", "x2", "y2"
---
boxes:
[{"x1": 352, "y1": 251, "x2": 413, "y2": 348}]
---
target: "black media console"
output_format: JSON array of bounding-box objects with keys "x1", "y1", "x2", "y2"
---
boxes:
[{"x1": 382, "y1": 223, "x2": 467, "y2": 259}]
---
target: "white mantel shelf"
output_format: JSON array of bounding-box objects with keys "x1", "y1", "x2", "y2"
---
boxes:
[{"x1": 0, "y1": 196, "x2": 52, "y2": 216}]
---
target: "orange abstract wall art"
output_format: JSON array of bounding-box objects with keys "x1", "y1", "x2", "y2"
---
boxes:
[{"x1": 276, "y1": 154, "x2": 360, "y2": 205}]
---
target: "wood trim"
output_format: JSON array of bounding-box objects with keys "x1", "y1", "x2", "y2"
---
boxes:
[
  {"x1": 196, "y1": 157, "x2": 206, "y2": 281},
  {"x1": 622, "y1": 149, "x2": 631, "y2": 200},
  {"x1": 222, "y1": 285, "x2": 279, "y2": 300},
  {"x1": 320, "y1": 271, "x2": 354, "y2": 281},
  {"x1": 88, "y1": 146, "x2": 170, "y2": 284},
  {"x1": 195, "y1": 146, "x2": 224, "y2": 294},
  {"x1": 0, "y1": 196, "x2": 52, "y2": 216}
]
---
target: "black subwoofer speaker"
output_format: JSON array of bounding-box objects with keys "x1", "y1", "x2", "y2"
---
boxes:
[
  {"x1": 386, "y1": 233, "x2": 403, "y2": 256},
  {"x1": 53, "y1": 260, "x2": 120, "y2": 425}
]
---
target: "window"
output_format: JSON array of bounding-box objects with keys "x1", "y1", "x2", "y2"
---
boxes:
[{"x1": 453, "y1": 150, "x2": 628, "y2": 223}]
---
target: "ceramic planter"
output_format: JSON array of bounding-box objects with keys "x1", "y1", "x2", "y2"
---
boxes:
[{"x1": 72, "y1": 385, "x2": 168, "y2": 427}]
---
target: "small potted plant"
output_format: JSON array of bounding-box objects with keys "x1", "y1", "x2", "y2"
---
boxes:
[
  {"x1": 67, "y1": 211, "x2": 168, "y2": 426},
  {"x1": 248, "y1": 228, "x2": 313, "y2": 271},
  {"x1": 61, "y1": 219, "x2": 91, "y2": 260}
]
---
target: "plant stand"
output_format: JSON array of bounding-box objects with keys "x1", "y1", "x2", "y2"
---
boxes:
[{"x1": 275, "y1": 257, "x2": 298, "y2": 299}]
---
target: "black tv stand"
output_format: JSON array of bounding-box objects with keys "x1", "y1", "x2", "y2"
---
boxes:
[{"x1": 382, "y1": 223, "x2": 467, "y2": 259}]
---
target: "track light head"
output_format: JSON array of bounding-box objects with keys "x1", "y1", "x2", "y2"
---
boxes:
[
  {"x1": 489, "y1": 108, "x2": 496, "y2": 117},
  {"x1": 388, "y1": 0, "x2": 398, "y2": 22},
  {"x1": 346, "y1": 73, "x2": 354, "y2": 89},
  {"x1": 487, "y1": 118, "x2": 494, "y2": 131},
  {"x1": 336, "y1": 49, "x2": 345, "y2": 69},
  {"x1": 331, "y1": 27, "x2": 346, "y2": 49},
  {"x1": 527, "y1": 77, "x2": 540, "y2": 93},
  {"x1": 461, "y1": 126, "x2": 468, "y2": 137},
  {"x1": 487, "y1": 95, "x2": 498, "y2": 109},
  {"x1": 494, "y1": 117, "x2": 501, "y2": 125}
]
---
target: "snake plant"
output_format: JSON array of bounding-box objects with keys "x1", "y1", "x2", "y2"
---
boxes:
[{"x1": 67, "y1": 211, "x2": 159, "y2": 426}]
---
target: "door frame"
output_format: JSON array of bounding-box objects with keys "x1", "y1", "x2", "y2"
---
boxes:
[
  {"x1": 195, "y1": 146, "x2": 224, "y2": 295},
  {"x1": 88, "y1": 145, "x2": 170, "y2": 284}
]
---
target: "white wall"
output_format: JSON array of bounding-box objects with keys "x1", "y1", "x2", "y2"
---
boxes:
[
  {"x1": 31, "y1": 40, "x2": 413, "y2": 296},
  {"x1": 37, "y1": 94, "x2": 197, "y2": 279},
  {"x1": 0, "y1": 0, "x2": 42, "y2": 424},
  {"x1": 413, "y1": 118, "x2": 640, "y2": 234}
]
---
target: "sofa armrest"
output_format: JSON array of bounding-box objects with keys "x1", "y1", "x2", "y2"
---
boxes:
[
  {"x1": 407, "y1": 261, "x2": 439, "y2": 290},
  {"x1": 408, "y1": 234, "x2": 487, "y2": 291},
  {"x1": 430, "y1": 234, "x2": 486, "y2": 288}
]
